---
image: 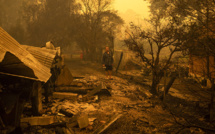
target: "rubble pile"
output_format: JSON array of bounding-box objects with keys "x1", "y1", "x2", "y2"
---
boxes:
[
  {"x1": 0, "y1": 26, "x2": 207, "y2": 134},
  {"x1": 0, "y1": 26, "x2": 125, "y2": 134},
  {"x1": 19, "y1": 75, "x2": 127, "y2": 134}
]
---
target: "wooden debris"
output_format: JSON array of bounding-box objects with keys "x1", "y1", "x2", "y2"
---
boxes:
[
  {"x1": 93, "y1": 114, "x2": 123, "y2": 134},
  {"x1": 73, "y1": 76, "x2": 85, "y2": 79},
  {"x1": 55, "y1": 66, "x2": 73, "y2": 86},
  {"x1": 41, "y1": 122, "x2": 67, "y2": 128},
  {"x1": 81, "y1": 83, "x2": 111, "y2": 102},
  {"x1": 65, "y1": 127, "x2": 75, "y2": 134},
  {"x1": 59, "y1": 103, "x2": 80, "y2": 117},
  {"x1": 82, "y1": 95, "x2": 97, "y2": 102},
  {"x1": 70, "y1": 81, "x2": 84, "y2": 87},
  {"x1": 53, "y1": 92, "x2": 78, "y2": 101},
  {"x1": 89, "y1": 118, "x2": 97, "y2": 125},
  {"x1": 21, "y1": 116, "x2": 55, "y2": 126},
  {"x1": 59, "y1": 108, "x2": 74, "y2": 117},
  {"x1": 31, "y1": 81, "x2": 43, "y2": 115},
  {"x1": 55, "y1": 87, "x2": 91, "y2": 94},
  {"x1": 95, "y1": 89, "x2": 111, "y2": 96},
  {"x1": 67, "y1": 116, "x2": 79, "y2": 128},
  {"x1": 87, "y1": 84, "x2": 103, "y2": 96},
  {"x1": 77, "y1": 114, "x2": 89, "y2": 129}
]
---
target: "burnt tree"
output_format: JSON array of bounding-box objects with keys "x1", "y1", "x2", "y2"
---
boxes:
[{"x1": 124, "y1": 15, "x2": 191, "y2": 94}]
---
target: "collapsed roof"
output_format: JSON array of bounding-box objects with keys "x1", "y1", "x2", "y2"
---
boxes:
[
  {"x1": 21, "y1": 45, "x2": 57, "y2": 69},
  {"x1": 0, "y1": 27, "x2": 51, "y2": 82}
]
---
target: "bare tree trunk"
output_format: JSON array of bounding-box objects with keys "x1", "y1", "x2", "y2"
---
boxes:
[{"x1": 151, "y1": 72, "x2": 161, "y2": 95}]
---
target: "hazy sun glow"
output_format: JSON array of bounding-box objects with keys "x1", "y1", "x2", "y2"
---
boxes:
[{"x1": 113, "y1": 0, "x2": 150, "y2": 19}]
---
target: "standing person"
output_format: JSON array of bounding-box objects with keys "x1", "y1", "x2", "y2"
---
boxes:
[{"x1": 102, "y1": 46, "x2": 114, "y2": 79}]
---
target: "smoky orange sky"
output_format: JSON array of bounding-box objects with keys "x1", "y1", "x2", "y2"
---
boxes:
[{"x1": 113, "y1": 0, "x2": 150, "y2": 20}]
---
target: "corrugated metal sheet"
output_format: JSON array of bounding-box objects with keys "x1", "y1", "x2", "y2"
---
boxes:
[
  {"x1": 21, "y1": 45, "x2": 57, "y2": 69},
  {"x1": 0, "y1": 27, "x2": 51, "y2": 82}
]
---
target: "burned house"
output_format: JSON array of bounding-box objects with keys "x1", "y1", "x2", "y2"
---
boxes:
[
  {"x1": 0, "y1": 26, "x2": 119, "y2": 134},
  {"x1": 0, "y1": 27, "x2": 53, "y2": 133},
  {"x1": 0, "y1": 27, "x2": 72, "y2": 133}
]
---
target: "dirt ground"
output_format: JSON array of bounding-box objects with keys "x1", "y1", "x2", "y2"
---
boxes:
[{"x1": 22, "y1": 58, "x2": 215, "y2": 134}]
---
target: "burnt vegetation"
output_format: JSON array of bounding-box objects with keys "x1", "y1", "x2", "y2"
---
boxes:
[
  {"x1": 123, "y1": 0, "x2": 215, "y2": 133},
  {"x1": 0, "y1": 0, "x2": 123, "y2": 61},
  {"x1": 1, "y1": 0, "x2": 215, "y2": 133}
]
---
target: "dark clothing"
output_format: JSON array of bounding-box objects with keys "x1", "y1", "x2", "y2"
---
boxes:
[
  {"x1": 102, "y1": 51, "x2": 113, "y2": 66},
  {"x1": 105, "y1": 65, "x2": 113, "y2": 71}
]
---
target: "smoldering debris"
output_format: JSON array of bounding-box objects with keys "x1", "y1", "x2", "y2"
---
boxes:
[{"x1": 0, "y1": 27, "x2": 115, "y2": 133}]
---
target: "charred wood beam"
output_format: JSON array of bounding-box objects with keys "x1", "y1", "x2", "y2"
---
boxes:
[
  {"x1": 116, "y1": 52, "x2": 123, "y2": 73},
  {"x1": 31, "y1": 82, "x2": 43, "y2": 116},
  {"x1": 55, "y1": 87, "x2": 91, "y2": 94}
]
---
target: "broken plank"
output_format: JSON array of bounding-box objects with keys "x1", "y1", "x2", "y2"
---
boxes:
[
  {"x1": 59, "y1": 81, "x2": 85, "y2": 87},
  {"x1": 21, "y1": 116, "x2": 55, "y2": 126},
  {"x1": 73, "y1": 76, "x2": 85, "y2": 79},
  {"x1": 82, "y1": 84, "x2": 111, "y2": 101},
  {"x1": 93, "y1": 114, "x2": 123, "y2": 134},
  {"x1": 53, "y1": 92, "x2": 78, "y2": 101},
  {"x1": 59, "y1": 108, "x2": 75, "y2": 117},
  {"x1": 87, "y1": 84, "x2": 102, "y2": 96}
]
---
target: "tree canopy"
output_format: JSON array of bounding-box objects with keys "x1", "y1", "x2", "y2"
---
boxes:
[{"x1": 20, "y1": 0, "x2": 123, "y2": 61}]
